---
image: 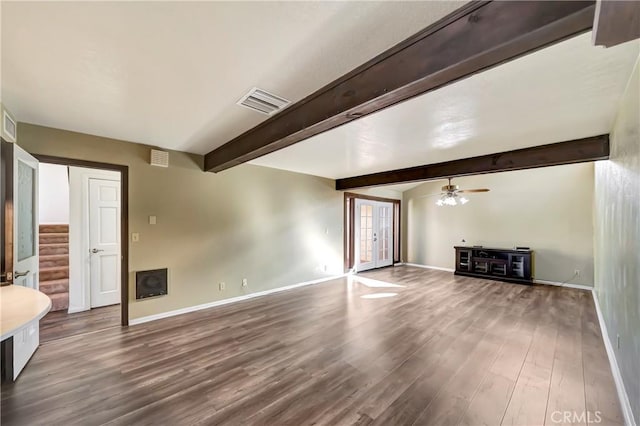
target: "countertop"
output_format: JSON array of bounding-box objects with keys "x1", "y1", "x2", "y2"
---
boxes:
[{"x1": 1, "y1": 285, "x2": 51, "y2": 340}]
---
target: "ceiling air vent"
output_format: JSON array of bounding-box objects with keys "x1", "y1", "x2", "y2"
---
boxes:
[{"x1": 237, "y1": 87, "x2": 290, "y2": 115}]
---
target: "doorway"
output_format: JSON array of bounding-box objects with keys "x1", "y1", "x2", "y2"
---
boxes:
[
  {"x1": 38, "y1": 162, "x2": 124, "y2": 342},
  {"x1": 344, "y1": 193, "x2": 400, "y2": 272},
  {"x1": 354, "y1": 198, "x2": 394, "y2": 271},
  {"x1": 34, "y1": 155, "x2": 129, "y2": 328}
]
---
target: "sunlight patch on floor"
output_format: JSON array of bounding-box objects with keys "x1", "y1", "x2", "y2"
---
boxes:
[
  {"x1": 360, "y1": 292, "x2": 398, "y2": 299},
  {"x1": 349, "y1": 275, "x2": 405, "y2": 288}
]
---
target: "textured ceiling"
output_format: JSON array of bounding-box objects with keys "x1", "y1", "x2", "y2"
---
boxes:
[
  {"x1": 1, "y1": 1, "x2": 464, "y2": 153},
  {"x1": 251, "y1": 33, "x2": 640, "y2": 179}
]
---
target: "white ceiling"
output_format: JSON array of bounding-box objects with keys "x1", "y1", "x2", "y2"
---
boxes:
[
  {"x1": 1, "y1": 1, "x2": 465, "y2": 153},
  {"x1": 251, "y1": 33, "x2": 640, "y2": 179}
]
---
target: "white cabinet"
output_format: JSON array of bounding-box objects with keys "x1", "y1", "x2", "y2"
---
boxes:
[{"x1": 13, "y1": 320, "x2": 39, "y2": 380}]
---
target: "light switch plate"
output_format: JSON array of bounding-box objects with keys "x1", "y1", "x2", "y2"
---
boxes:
[
  {"x1": 149, "y1": 216, "x2": 157, "y2": 225},
  {"x1": 132, "y1": 233, "x2": 140, "y2": 242}
]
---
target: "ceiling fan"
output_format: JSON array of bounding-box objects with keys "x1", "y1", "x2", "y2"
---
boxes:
[{"x1": 425, "y1": 178, "x2": 490, "y2": 206}]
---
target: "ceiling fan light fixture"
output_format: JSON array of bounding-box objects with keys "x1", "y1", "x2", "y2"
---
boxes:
[
  {"x1": 436, "y1": 192, "x2": 468, "y2": 207},
  {"x1": 430, "y1": 178, "x2": 488, "y2": 207}
]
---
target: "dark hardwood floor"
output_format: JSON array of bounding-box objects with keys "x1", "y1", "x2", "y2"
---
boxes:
[
  {"x1": 39, "y1": 304, "x2": 121, "y2": 343},
  {"x1": 1, "y1": 267, "x2": 622, "y2": 425}
]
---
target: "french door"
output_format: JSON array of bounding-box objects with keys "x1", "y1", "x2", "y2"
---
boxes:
[{"x1": 354, "y1": 199, "x2": 394, "y2": 272}]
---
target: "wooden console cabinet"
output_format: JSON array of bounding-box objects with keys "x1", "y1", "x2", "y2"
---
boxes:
[{"x1": 454, "y1": 246, "x2": 534, "y2": 285}]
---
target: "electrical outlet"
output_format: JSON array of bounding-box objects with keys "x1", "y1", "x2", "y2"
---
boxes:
[
  {"x1": 242, "y1": 278, "x2": 248, "y2": 287},
  {"x1": 132, "y1": 233, "x2": 140, "y2": 242},
  {"x1": 574, "y1": 269, "x2": 580, "y2": 277},
  {"x1": 617, "y1": 334, "x2": 621, "y2": 349},
  {"x1": 219, "y1": 282, "x2": 225, "y2": 291}
]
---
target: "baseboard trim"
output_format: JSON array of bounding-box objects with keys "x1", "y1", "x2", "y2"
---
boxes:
[
  {"x1": 592, "y1": 290, "x2": 637, "y2": 426},
  {"x1": 129, "y1": 274, "x2": 348, "y2": 326},
  {"x1": 534, "y1": 279, "x2": 593, "y2": 291},
  {"x1": 403, "y1": 263, "x2": 455, "y2": 273},
  {"x1": 401, "y1": 265, "x2": 594, "y2": 290}
]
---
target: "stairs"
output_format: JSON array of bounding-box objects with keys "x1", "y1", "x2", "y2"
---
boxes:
[{"x1": 39, "y1": 224, "x2": 69, "y2": 312}]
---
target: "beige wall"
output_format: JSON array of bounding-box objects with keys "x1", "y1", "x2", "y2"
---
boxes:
[
  {"x1": 402, "y1": 163, "x2": 595, "y2": 286},
  {"x1": 594, "y1": 57, "x2": 639, "y2": 423},
  {"x1": 38, "y1": 163, "x2": 70, "y2": 224},
  {"x1": 18, "y1": 123, "x2": 344, "y2": 320}
]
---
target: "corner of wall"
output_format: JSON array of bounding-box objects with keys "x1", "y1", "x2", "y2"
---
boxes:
[{"x1": 593, "y1": 53, "x2": 640, "y2": 425}]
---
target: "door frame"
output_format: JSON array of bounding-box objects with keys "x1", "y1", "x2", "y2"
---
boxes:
[
  {"x1": 1, "y1": 139, "x2": 13, "y2": 383},
  {"x1": 343, "y1": 192, "x2": 400, "y2": 273},
  {"x1": 2, "y1": 139, "x2": 15, "y2": 287},
  {"x1": 32, "y1": 155, "x2": 129, "y2": 326}
]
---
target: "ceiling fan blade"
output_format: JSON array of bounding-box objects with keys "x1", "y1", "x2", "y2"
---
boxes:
[
  {"x1": 417, "y1": 193, "x2": 443, "y2": 199},
  {"x1": 458, "y1": 188, "x2": 490, "y2": 193}
]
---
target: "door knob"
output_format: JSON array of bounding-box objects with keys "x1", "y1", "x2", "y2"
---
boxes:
[
  {"x1": 91, "y1": 248, "x2": 104, "y2": 253},
  {"x1": 14, "y1": 270, "x2": 30, "y2": 278}
]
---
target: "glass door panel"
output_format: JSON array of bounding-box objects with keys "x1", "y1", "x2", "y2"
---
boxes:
[
  {"x1": 360, "y1": 204, "x2": 373, "y2": 263},
  {"x1": 17, "y1": 161, "x2": 36, "y2": 261},
  {"x1": 377, "y1": 205, "x2": 393, "y2": 267}
]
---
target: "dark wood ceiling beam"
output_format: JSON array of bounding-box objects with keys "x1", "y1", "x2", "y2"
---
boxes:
[
  {"x1": 593, "y1": 0, "x2": 640, "y2": 47},
  {"x1": 204, "y1": 1, "x2": 596, "y2": 172},
  {"x1": 335, "y1": 135, "x2": 609, "y2": 190}
]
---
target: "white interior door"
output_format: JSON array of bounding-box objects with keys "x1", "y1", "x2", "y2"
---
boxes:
[
  {"x1": 354, "y1": 199, "x2": 395, "y2": 272},
  {"x1": 89, "y1": 178, "x2": 121, "y2": 308},
  {"x1": 12, "y1": 144, "x2": 40, "y2": 379},
  {"x1": 13, "y1": 145, "x2": 39, "y2": 289}
]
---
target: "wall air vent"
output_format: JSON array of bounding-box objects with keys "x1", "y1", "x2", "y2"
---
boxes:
[
  {"x1": 237, "y1": 87, "x2": 290, "y2": 115},
  {"x1": 150, "y1": 149, "x2": 169, "y2": 167},
  {"x1": 2, "y1": 111, "x2": 17, "y2": 142}
]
